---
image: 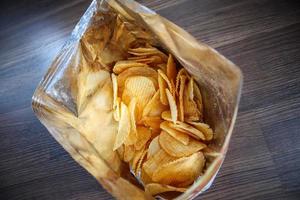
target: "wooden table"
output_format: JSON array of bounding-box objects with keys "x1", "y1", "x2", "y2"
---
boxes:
[{"x1": 0, "y1": 0, "x2": 299, "y2": 199}]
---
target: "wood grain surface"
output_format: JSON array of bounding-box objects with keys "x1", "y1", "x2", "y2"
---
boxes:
[{"x1": 0, "y1": 0, "x2": 300, "y2": 199}]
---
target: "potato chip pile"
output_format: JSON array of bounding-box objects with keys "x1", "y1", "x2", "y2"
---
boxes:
[{"x1": 111, "y1": 45, "x2": 214, "y2": 196}]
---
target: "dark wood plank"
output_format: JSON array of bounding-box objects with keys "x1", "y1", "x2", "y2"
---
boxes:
[{"x1": 0, "y1": 0, "x2": 300, "y2": 199}]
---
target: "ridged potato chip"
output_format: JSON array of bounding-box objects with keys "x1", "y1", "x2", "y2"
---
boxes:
[
  {"x1": 122, "y1": 76, "x2": 156, "y2": 120},
  {"x1": 143, "y1": 148, "x2": 176, "y2": 178},
  {"x1": 141, "y1": 116, "x2": 162, "y2": 133},
  {"x1": 113, "y1": 97, "x2": 121, "y2": 121},
  {"x1": 152, "y1": 152, "x2": 205, "y2": 186},
  {"x1": 124, "y1": 98, "x2": 138, "y2": 146},
  {"x1": 183, "y1": 78, "x2": 201, "y2": 122},
  {"x1": 159, "y1": 131, "x2": 205, "y2": 157},
  {"x1": 135, "y1": 126, "x2": 152, "y2": 150},
  {"x1": 117, "y1": 67, "x2": 158, "y2": 91},
  {"x1": 124, "y1": 144, "x2": 135, "y2": 162},
  {"x1": 147, "y1": 136, "x2": 160, "y2": 159},
  {"x1": 142, "y1": 91, "x2": 168, "y2": 117},
  {"x1": 178, "y1": 75, "x2": 187, "y2": 121},
  {"x1": 158, "y1": 69, "x2": 175, "y2": 96},
  {"x1": 193, "y1": 81, "x2": 203, "y2": 120},
  {"x1": 145, "y1": 183, "x2": 186, "y2": 196},
  {"x1": 158, "y1": 72, "x2": 169, "y2": 105},
  {"x1": 169, "y1": 121, "x2": 206, "y2": 141},
  {"x1": 175, "y1": 68, "x2": 190, "y2": 94},
  {"x1": 187, "y1": 121, "x2": 214, "y2": 141},
  {"x1": 113, "y1": 60, "x2": 148, "y2": 74},
  {"x1": 135, "y1": 149, "x2": 148, "y2": 175},
  {"x1": 166, "y1": 54, "x2": 177, "y2": 83},
  {"x1": 111, "y1": 73, "x2": 118, "y2": 110},
  {"x1": 160, "y1": 121, "x2": 189, "y2": 145},
  {"x1": 130, "y1": 147, "x2": 146, "y2": 174},
  {"x1": 165, "y1": 89, "x2": 177, "y2": 124},
  {"x1": 161, "y1": 110, "x2": 172, "y2": 122},
  {"x1": 113, "y1": 102, "x2": 131, "y2": 150}
]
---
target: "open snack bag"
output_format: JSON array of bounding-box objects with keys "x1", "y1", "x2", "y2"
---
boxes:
[{"x1": 32, "y1": 0, "x2": 242, "y2": 199}]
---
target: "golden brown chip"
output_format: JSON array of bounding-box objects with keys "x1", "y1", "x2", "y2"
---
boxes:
[
  {"x1": 129, "y1": 55, "x2": 163, "y2": 65},
  {"x1": 130, "y1": 147, "x2": 146, "y2": 174},
  {"x1": 140, "y1": 168, "x2": 153, "y2": 185},
  {"x1": 152, "y1": 152, "x2": 205, "y2": 186},
  {"x1": 135, "y1": 149, "x2": 148, "y2": 175},
  {"x1": 122, "y1": 76, "x2": 156, "y2": 120},
  {"x1": 166, "y1": 54, "x2": 177, "y2": 83},
  {"x1": 158, "y1": 72, "x2": 169, "y2": 105},
  {"x1": 128, "y1": 47, "x2": 168, "y2": 62},
  {"x1": 183, "y1": 79, "x2": 201, "y2": 122},
  {"x1": 124, "y1": 98, "x2": 138, "y2": 145},
  {"x1": 135, "y1": 126, "x2": 152, "y2": 150},
  {"x1": 161, "y1": 110, "x2": 172, "y2": 122},
  {"x1": 187, "y1": 121, "x2": 214, "y2": 141},
  {"x1": 113, "y1": 60, "x2": 148, "y2": 74},
  {"x1": 165, "y1": 89, "x2": 177, "y2": 124},
  {"x1": 159, "y1": 131, "x2": 206, "y2": 157},
  {"x1": 175, "y1": 68, "x2": 190, "y2": 94},
  {"x1": 169, "y1": 121, "x2": 206, "y2": 141},
  {"x1": 178, "y1": 75, "x2": 187, "y2": 121},
  {"x1": 143, "y1": 148, "x2": 176, "y2": 178},
  {"x1": 158, "y1": 69, "x2": 174, "y2": 95},
  {"x1": 113, "y1": 97, "x2": 121, "y2": 121},
  {"x1": 117, "y1": 67, "x2": 158, "y2": 91},
  {"x1": 147, "y1": 136, "x2": 160, "y2": 159},
  {"x1": 145, "y1": 183, "x2": 186, "y2": 196},
  {"x1": 142, "y1": 91, "x2": 168, "y2": 117},
  {"x1": 113, "y1": 102, "x2": 131, "y2": 150},
  {"x1": 111, "y1": 73, "x2": 118, "y2": 110},
  {"x1": 160, "y1": 121, "x2": 189, "y2": 145},
  {"x1": 193, "y1": 81, "x2": 203, "y2": 120},
  {"x1": 141, "y1": 116, "x2": 162, "y2": 133},
  {"x1": 124, "y1": 144, "x2": 135, "y2": 162}
]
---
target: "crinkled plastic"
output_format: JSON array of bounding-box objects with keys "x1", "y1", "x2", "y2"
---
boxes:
[{"x1": 32, "y1": 0, "x2": 242, "y2": 199}]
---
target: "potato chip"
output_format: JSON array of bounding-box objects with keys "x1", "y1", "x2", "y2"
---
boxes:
[
  {"x1": 169, "y1": 121, "x2": 206, "y2": 141},
  {"x1": 135, "y1": 149, "x2": 148, "y2": 175},
  {"x1": 130, "y1": 147, "x2": 146, "y2": 174},
  {"x1": 165, "y1": 89, "x2": 177, "y2": 124},
  {"x1": 124, "y1": 98, "x2": 138, "y2": 145},
  {"x1": 140, "y1": 168, "x2": 153, "y2": 185},
  {"x1": 193, "y1": 81, "x2": 203, "y2": 120},
  {"x1": 178, "y1": 75, "x2": 187, "y2": 121},
  {"x1": 124, "y1": 144, "x2": 135, "y2": 162},
  {"x1": 157, "y1": 63, "x2": 166, "y2": 73},
  {"x1": 130, "y1": 55, "x2": 163, "y2": 65},
  {"x1": 158, "y1": 72, "x2": 168, "y2": 105},
  {"x1": 117, "y1": 67, "x2": 158, "y2": 91},
  {"x1": 159, "y1": 130, "x2": 206, "y2": 158},
  {"x1": 161, "y1": 110, "x2": 172, "y2": 122},
  {"x1": 183, "y1": 79, "x2": 201, "y2": 122},
  {"x1": 175, "y1": 68, "x2": 190, "y2": 94},
  {"x1": 113, "y1": 97, "x2": 121, "y2": 121},
  {"x1": 143, "y1": 148, "x2": 176, "y2": 178},
  {"x1": 160, "y1": 121, "x2": 189, "y2": 145},
  {"x1": 147, "y1": 136, "x2": 160, "y2": 159},
  {"x1": 158, "y1": 69, "x2": 174, "y2": 95},
  {"x1": 135, "y1": 126, "x2": 152, "y2": 150},
  {"x1": 187, "y1": 77, "x2": 194, "y2": 100},
  {"x1": 111, "y1": 73, "x2": 118, "y2": 110},
  {"x1": 122, "y1": 76, "x2": 156, "y2": 120},
  {"x1": 128, "y1": 47, "x2": 168, "y2": 62},
  {"x1": 113, "y1": 60, "x2": 148, "y2": 74},
  {"x1": 166, "y1": 54, "x2": 177, "y2": 83},
  {"x1": 143, "y1": 91, "x2": 168, "y2": 117},
  {"x1": 152, "y1": 152, "x2": 205, "y2": 186},
  {"x1": 187, "y1": 121, "x2": 214, "y2": 141},
  {"x1": 113, "y1": 102, "x2": 131, "y2": 150},
  {"x1": 145, "y1": 183, "x2": 186, "y2": 196},
  {"x1": 141, "y1": 116, "x2": 162, "y2": 133}
]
